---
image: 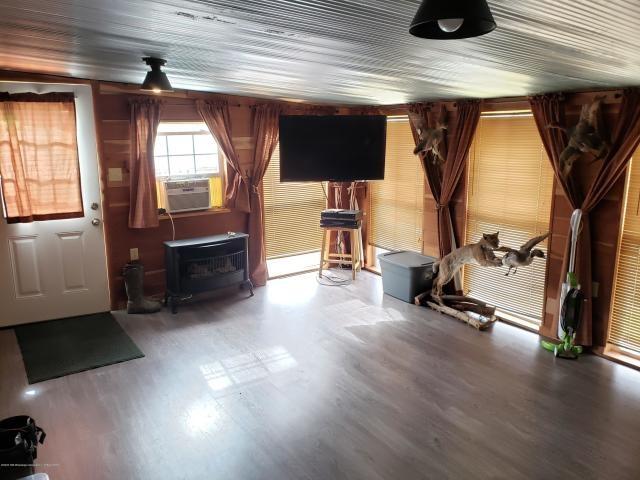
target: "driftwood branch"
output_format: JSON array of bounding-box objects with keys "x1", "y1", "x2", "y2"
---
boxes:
[
  {"x1": 447, "y1": 303, "x2": 496, "y2": 317},
  {"x1": 415, "y1": 291, "x2": 497, "y2": 331},
  {"x1": 440, "y1": 295, "x2": 489, "y2": 307},
  {"x1": 414, "y1": 290, "x2": 431, "y2": 306},
  {"x1": 426, "y1": 302, "x2": 497, "y2": 331}
]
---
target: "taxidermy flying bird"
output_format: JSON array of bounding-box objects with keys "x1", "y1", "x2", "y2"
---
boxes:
[
  {"x1": 548, "y1": 96, "x2": 610, "y2": 178},
  {"x1": 497, "y1": 232, "x2": 550, "y2": 276},
  {"x1": 409, "y1": 112, "x2": 447, "y2": 164}
]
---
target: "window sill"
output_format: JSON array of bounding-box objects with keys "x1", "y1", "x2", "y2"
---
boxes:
[
  {"x1": 595, "y1": 344, "x2": 640, "y2": 372},
  {"x1": 159, "y1": 208, "x2": 231, "y2": 220},
  {"x1": 494, "y1": 309, "x2": 541, "y2": 333}
]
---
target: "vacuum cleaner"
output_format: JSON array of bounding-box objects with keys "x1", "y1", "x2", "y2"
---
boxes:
[{"x1": 541, "y1": 209, "x2": 585, "y2": 359}]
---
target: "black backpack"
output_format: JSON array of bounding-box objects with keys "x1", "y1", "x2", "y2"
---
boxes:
[{"x1": 0, "y1": 416, "x2": 46, "y2": 479}]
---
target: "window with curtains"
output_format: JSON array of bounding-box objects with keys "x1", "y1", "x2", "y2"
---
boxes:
[
  {"x1": 608, "y1": 154, "x2": 640, "y2": 357},
  {"x1": 263, "y1": 144, "x2": 326, "y2": 262},
  {"x1": 369, "y1": 116, "x2": 424, "y2": 263},
  {"x1": 463, "y1": 113, "x2": 554, "y2": 327},
  {"x1": 0, "y1": 93, "x2": 83, "y2": 223},
  {"x1": 153, "y1": 122, "x2": 224, "y2": 208}
]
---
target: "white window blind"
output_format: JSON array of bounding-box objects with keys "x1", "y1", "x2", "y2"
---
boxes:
[
  {"x1": 263, "y1": 144, "x2": 326, "y2": 259},
  {"x1": 463, "y1": 114, "x2": 554, "y2": 325},
  {"x1": 369, "y1": 116, "x2": 424, "y2": 253},
  {"x1": 609, "y1": 155, "x2": 640, "y2": 354}
]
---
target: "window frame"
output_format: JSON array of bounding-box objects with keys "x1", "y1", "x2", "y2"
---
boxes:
[
  {"x1": 606, "y1": 156, "x2": 640, "y2": 356},
  {"x1": 153, "y1": 122, "x2": 224, "y2": 181},
  {"x1": 367, "y1": 115, "x2": 425, "y2": 267},
  {"x1": 263, "y1": 143, "x2": 328, "y2": 265},
  {"x1": 462, "y1": 111, "x2": 554, "y2": 329}
]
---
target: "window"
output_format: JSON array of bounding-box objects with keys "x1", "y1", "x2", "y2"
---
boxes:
[
  {"x1": 153, "y1": 122, "x2": 223, "y2": 208},
  {"x1": 463, "y1": 113, "x2": 554, "y2": 328},
  {"x1": 263, "y1": 144, "x2": 326, "y2": 276},
  {"x1": 608, "y1": 154, "x2": 640, "y2": 356},
  {"x1": 369, "y1": 116, "x2": 424, "y2": 266},
  {"x1": 0, "y1": 93, "x2": 83, "y2": 223}
]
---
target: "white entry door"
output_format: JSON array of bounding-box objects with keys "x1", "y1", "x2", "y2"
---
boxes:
[{"x1": 0, "y1": 82, "x2": 110, "y2": 327}]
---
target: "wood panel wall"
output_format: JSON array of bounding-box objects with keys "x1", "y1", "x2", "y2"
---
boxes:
[
  {"x1": 93, "y1": 83, "x2": 259, "y2": 308},
  {"x1": 93, "y1": 82, "x2": 350, "y2": 308},
  {"x1": 0, "y1": 69, "x2": 630, "y2": 346}
]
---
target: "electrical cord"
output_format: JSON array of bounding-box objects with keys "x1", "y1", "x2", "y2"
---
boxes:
[
  {"x1": 316, "y1": 269, "x2": 352, "y2": 286},
  {"x1": 158, "y1": 208, "x2": 176, "y2": 241},
  {"x1": 167, "y1": 210, "x2": 176, "y2": 241}
]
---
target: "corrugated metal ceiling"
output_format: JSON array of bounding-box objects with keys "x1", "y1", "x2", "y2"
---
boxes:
[{"x1": 0, "y1": 0, "x2": 638, "y2": 105}]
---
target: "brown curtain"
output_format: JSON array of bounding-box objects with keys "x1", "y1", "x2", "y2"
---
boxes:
[
  {"x1": 248, "y1": 103, "x2": 282, "y2": 286},
  {"x1": 530, "y1": 88, "x2": 640, "y2": 346},
  {"x1": 196, "y1": 99, "x2": 250, "y2": 212},
  {"x1": 409, "y1": 101, "x2": 481, "y2": 258},
  {"x1": 0, "y1": 92, "x2": 83, "y2": 223},
  {"x1": 129, "y1": 97, "x2": 163, "y2": 229}
]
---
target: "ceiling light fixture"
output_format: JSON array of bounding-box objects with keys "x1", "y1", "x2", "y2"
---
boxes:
[
  {"x1": 409, "y1": 0, "x2": 497, "y2": 40},
  {"x1": 140, "y1": 57, "x2": 173, "y2": 93}
]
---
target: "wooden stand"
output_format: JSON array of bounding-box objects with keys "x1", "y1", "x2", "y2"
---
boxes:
[{"x1": 319, "y1": 226, "x2": 363, "y2": 280}]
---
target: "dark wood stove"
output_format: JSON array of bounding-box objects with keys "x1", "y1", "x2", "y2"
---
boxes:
[{"x1": 164, "y1": 233, "x2": 253, "y2": 313}]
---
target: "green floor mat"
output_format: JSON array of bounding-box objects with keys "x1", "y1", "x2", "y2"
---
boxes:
[{"x1": 14, "y1": 312, "x2": 144, "y2": 384}]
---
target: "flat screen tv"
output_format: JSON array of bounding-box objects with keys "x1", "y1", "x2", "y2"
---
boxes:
[{"x1": 279, "y1": 115, "x2": 386, "y2": 182}]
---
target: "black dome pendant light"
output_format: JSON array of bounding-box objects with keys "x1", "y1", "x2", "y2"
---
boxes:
[
  {"x1": 140, "y1": 57, "x2": 173, "y2": 93},
  {"x1": 409, "y1": 0, "x2": 496, "y2": 40}
]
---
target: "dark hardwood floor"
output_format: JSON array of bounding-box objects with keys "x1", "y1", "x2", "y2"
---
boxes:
[{"x1": 1, "y1": 271, "x2": 640, "y2": 480}]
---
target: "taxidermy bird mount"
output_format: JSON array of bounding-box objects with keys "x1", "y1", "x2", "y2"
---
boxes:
[
  {"x1": 548, "y1": 96, "x2": 610, "y2": 178},
  {"x1": 496, "y1": 232, "x2": 550, "y2": 276},
  {"x1": 419, "y1": 232, "x2": 550, "y2": 331},
  {"x1": 409, "y1": 111, "x2": 447, "y2": 164}
]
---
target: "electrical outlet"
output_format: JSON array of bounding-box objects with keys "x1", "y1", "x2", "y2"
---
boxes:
[{"x1": 130, "y1": 248, "x2": 139, "y2": 261}]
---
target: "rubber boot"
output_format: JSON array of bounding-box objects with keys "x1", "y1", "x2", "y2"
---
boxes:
[{"x1": 123, "y1": 263, "x2": 162, "y2": 314}]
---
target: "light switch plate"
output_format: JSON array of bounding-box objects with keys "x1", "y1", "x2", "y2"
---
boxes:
[
  {"x1": 130, "y1": 248, "x2": 139, "y2": 261},
  {"x1": 592, "y1": 281, "x2": 599, "y2": 298},
  {"x1": 108, "y1": 167, "x2": 123, "y2": 182}
]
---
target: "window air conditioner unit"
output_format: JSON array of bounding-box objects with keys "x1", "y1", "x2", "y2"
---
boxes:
[{"x1": 163, "y1": 179, "x2": 210, "y2": 213}]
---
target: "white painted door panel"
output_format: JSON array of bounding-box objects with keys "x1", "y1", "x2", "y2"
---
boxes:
[{"x1": 0, "y1": 82, "x2": 110, "y2": 327}]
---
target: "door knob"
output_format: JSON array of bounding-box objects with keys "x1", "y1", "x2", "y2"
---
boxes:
[{"x1": 91, "y1": 218, "x2": 101, "y2": 226}]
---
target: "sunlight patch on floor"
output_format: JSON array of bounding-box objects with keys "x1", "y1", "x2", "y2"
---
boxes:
[
  {"x1": 265, "y1": 276, "x2": 319, "y2": 306},
  {"x1": 200, "y1": 346, "x2": 298, "y2": 393}
]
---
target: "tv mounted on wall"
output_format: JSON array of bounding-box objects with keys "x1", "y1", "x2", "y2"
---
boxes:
[{"x1": 279, "y1": 115, "x2": 387, "y2": 182}]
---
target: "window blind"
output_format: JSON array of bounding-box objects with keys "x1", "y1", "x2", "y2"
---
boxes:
[
  {"x1": 369, "y1": 116, "x2": 424, "y2": 253},
  {"x1": 263, "y1": 144, "x2": 326, "y2": 259},
  {"x1": 463, "y1": 114, "x2": 554, "y2": 324},
  {"x1": 609, "y1": 155, "x2": 640, "y2": 353}
]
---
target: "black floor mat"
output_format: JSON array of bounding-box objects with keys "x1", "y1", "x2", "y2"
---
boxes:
[{"x1": 14, "y1": 312, "x2": 144, "y2": 384}]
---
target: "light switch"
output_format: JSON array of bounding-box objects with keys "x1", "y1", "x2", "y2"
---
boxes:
[
  {"x1": 130, "y1": 248, "x2": 139, "y2": 261},
  {"x1": 108, "y1": 167, "x2": 123, "y2": 182}
]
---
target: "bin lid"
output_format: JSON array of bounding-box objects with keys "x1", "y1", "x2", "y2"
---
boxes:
[{"x1": 378, "y1": 251, "x2": 436, "y2": 268}]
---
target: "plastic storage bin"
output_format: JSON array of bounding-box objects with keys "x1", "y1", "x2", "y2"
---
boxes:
[{"x1": 378, "y1": 251, "x2": 437, "y2": 303}]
